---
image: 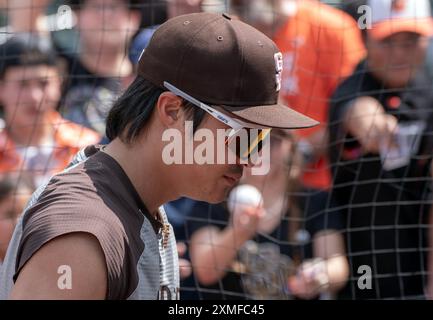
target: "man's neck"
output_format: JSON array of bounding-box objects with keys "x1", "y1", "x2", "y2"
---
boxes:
[
  {"x1": 79, "y1": 49, "x2": 133, "y2": 78},
  {"x1": 103, "y1": 138, "x2": 177, "y2": 216}
]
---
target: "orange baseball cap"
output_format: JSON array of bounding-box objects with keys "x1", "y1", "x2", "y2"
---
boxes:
[{"x1": 368, "y1": 0, "x2": 433, "y2": 40}]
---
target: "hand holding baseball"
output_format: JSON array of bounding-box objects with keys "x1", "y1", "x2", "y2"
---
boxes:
[{"x1": 227, "y1": 184, "x2": 265, "y2": 240}]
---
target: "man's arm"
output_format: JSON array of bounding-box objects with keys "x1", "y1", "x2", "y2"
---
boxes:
[
  {"x1": 9, "y1": 232, "x2": 107, "y2": 300},
  {"x1": 190, "y1": 206, "x2": 263, "y2": 286}
]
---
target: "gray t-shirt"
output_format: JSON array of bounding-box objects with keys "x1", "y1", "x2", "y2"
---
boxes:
[{"x1": 0, "y1": 146, "x2": 179, "y2": 300}]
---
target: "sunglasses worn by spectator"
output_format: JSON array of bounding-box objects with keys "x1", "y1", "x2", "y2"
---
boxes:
[{"x1": 164, "y1": 81, "x2": 271, "y2": 161}]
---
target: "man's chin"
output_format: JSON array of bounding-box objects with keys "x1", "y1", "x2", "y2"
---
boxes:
[{"x1": 201, "y1": 193, "x2": 226, "y2": 204}]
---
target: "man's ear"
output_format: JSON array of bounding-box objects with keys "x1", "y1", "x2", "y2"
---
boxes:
[{"x1": 156, "y1": 92, "x2": 183, "y2": 128}]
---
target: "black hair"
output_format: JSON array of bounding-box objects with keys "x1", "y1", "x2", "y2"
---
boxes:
[
  {"x1": 0, "y1": 36, "x2": 60, "y2": 79},
  {"x1": 106, "y1": 76, "x2": 206, "y2": 143}
]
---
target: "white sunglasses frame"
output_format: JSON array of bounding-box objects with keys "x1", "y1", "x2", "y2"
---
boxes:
[{"x1": 163, "y1": 81, "x2": 271, "y2": 160}]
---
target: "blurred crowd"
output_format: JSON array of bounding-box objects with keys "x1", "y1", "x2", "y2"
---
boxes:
[{"x1": 0, "y1": 0, "x2": 433, "y2": 300}]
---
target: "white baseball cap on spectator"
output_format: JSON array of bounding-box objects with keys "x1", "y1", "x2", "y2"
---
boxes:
[{"x1": 368, "y1": 0, "x2": 433, "y2": 40}]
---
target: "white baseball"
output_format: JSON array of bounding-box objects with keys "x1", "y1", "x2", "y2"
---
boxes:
[{"x1": 227, "y1": 184, "x2": 263, "y2": 215}]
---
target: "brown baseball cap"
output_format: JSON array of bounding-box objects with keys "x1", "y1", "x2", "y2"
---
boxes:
[{"x1": 138, "y1": 12, "x2": 319, "y2": 129}]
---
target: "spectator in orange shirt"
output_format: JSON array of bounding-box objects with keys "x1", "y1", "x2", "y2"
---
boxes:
[
  {"x1": 0, "y1": 37, "x2": 100, "y2": 189},
  {"x1": 231, "y1": 0, "x2": 366, "y2": 191}
]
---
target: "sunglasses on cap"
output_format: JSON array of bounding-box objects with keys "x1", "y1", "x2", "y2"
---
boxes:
[{"x1": 164, "y1": 81, "x2": 271, "y2": 161}]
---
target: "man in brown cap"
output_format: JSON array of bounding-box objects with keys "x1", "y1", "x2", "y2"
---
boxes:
[{"x1": 1, "y1": 12, "x2": 317, "y2": 300}]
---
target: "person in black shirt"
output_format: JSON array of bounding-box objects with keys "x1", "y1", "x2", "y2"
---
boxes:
[{"x1": 328, "y1": 0, "x2": 433, "y2": 300}]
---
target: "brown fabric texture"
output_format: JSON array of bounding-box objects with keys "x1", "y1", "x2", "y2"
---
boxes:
[{"x1": 14, "y1": 151, "x2": 158, "y2": 300}]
